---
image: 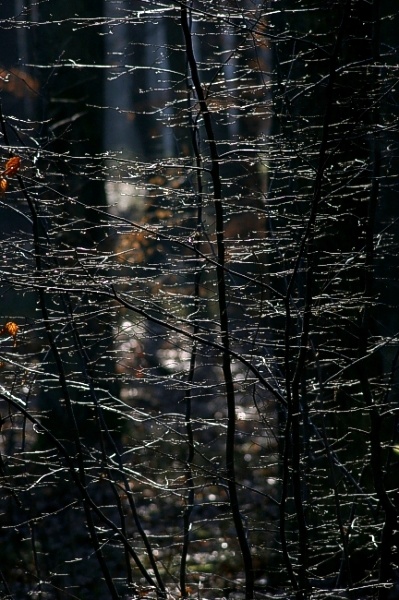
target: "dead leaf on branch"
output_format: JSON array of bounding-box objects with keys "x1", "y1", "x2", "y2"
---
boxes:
[
  {"x1": 0, "y1": 157, "x2": 22, "y2": 193},
  {"x1": 0, "y1": 321, "x2": 19, "y2": 346},
  {"x1": 3, "y1": 156, "x2": 21, "y2": 177},
  {"x1": 0, "y1": 178, "x2": 8, "y2": 194}
]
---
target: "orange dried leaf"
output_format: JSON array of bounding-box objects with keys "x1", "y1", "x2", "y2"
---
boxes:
[
  {"x1": 4, "y1": 156, "x2": 21, "y2": 177},
  {"x1": 1, "y1": 321, "x2": 19, "y2": 346},
  {"x1": 4, "y1": 322, "x2": 19, "y2": 337},
  {"x1": 0, "y1": 178, "x2": 8, "y2": 194}
]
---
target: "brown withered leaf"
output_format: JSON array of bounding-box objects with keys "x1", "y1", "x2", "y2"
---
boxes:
[
  {"x1": 0, "y1": 321, "x2": 19, "y2": 346},
  {"x1": 0, "y1": 178, "x2": 8, "y2": 194},
  {"x1": 4, "y1": 156, "x2": 21, "y2": 177}
]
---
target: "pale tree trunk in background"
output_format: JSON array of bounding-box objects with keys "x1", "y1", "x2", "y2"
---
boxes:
[
  {"x1": 144, "y1": 18, "x2": 176, "y2": 157},
  {"x1": 104, "y1": 0, "x2": 143, "y2": 157}
]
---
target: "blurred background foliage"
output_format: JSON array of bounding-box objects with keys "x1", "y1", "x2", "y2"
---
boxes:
[{"x1": 0, "y1": 1, "x2": 399, "y2": 599}]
